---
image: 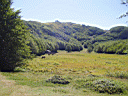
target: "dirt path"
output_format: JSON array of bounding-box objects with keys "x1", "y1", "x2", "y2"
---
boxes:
[
  {"x1": 0, "y1": 73, "x2": 65, "y2": 96},
  {"x1": 0, "y1": 73, "x2": 41, "y2": 96}
]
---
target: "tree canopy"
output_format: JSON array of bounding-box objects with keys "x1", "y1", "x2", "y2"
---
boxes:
[
  {"x1": 0, "y1": 0, "x2": 31, "y2": 71},
  {"x1": 119, "y1": 0, "x2": 128, "y2": 21}
]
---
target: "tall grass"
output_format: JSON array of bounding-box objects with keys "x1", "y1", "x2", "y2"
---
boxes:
[
  {"x1": 106, "y1": 71, "x2": 128, "y2": 79},
  {"x1": 1, "y1": 50, "x2": 128, "y2": 95}
]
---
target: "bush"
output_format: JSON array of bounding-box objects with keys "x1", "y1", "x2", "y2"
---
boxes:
[
  {"x1": 76, "y1": 78, "x2": 125, "y2": 94},
  {"x1": 46, "y1": 75, "x2": 70, "y2": 84},
  {"x1": 91, "y1": 79, "x2": 124, "y2": 94}
]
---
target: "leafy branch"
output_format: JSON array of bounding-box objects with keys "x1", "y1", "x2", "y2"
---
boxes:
[{"x1": 118, "y1": 0, "x2": 128, "y2": 22}]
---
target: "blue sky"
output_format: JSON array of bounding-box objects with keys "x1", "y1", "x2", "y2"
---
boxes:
[{"x1": 12, "y1": 0, "x2": 128, "y2": 30}]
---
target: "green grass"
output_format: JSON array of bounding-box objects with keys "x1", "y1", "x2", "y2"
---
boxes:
[
  {"x1": 1, "y1": 50, "x2": 128, "y2": 96},
  {"x1": 106, "y1": 71, "x2": 128, "y2": 79}
]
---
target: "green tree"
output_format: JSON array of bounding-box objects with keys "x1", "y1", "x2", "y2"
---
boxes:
[
  {"x1": 119, "y1": 27, "x2": 128, "y2": 39},
  {"x1": 87, "y1": 46, "x2": 93, "y2": 53},
  {"x1": 87, "y1": 44, "x2": 93, "y2": 53},
  {"x1": 94, "y1": 45, "x2": 102, "y2": 53},
  {"x1": 118, "y1": 0, "x2": 128, "y2": 21},
  {"x1": 65, "y1": 45, "x2": 72, "y2": 52},
  {"x1": 84, "y1": 42, "x2": 88, "y2": 48},
  {"x1": 29, "y1": 36, "x2": 39, "y2": 54},
  {"x1": 0, "y1": 0, "x2": 31, "y2": 71}
]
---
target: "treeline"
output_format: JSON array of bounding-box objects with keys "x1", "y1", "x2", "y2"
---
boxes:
[
  {"x1": 92, "y1": 26, "x2": 128, "y2": 43},
  {"x1": 83, "y1": 39, "x2": 128, "y2": 54},
  {"x1": 28, "y1": 34, "x2": 83, "y2": 55},
  {"x1": 82, "y1": 26, "x2": 128, "y2": 54},
  {"x1": 93, "y1": 40, "x2": 128, "y2": 54},
  {"x1": 24, "y1": 20, "x2": 128, "y2": 55},
  {"x1": 24, "y1": 20, "x2": 128, "y2": 47},
  {"x1": 24, "y1": 21, "x2": 83, "y2": 55}
]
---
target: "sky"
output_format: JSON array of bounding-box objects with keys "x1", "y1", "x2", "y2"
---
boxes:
[{"x1": 11, "y1": 0, "x2": 128, "y2": 30}]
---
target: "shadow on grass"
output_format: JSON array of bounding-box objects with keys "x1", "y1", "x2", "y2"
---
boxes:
[{"x1": 0, "y1": 67, "x2": 27, "y2": 73}]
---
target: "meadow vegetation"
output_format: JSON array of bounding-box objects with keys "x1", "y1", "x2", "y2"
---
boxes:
[
  {"x1": 1, "y1": 50, "x2": 128, "y2": 96},
  {"x1": 0, "y1": 1, "x2": 128, "y2": 95}
]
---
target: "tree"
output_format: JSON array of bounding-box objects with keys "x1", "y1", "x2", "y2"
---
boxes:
[
  {"x1": 119, "y1": 27, "x2": 128, "y2": 39},
  {"x1": 0, "y1": 0, "x2": 31, "y2": 71},
  {"x1": 87, "y1": 46, "x2": 93, "y2": 53},
  {"x1": 65, "y1": 45, "x2": 72, "y2": 52},
  {"x1": 29, "y1": 36, "x2": 39, "y2": 54},
  {"x1": 94, "y1": 45, "x2": 102, "y2": 53},
  {"x1": 118, "y1": 0, "x2": 128, "y2": 21},
  {"x1": 87, "y1": 44, "x2": 93, "y2": 53},
  {"x1": 84, "y1": 42, "x2": 88, "y2": 48}
]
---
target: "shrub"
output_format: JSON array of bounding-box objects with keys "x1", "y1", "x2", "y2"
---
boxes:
[
  {"x1": 46, "y1": 75, "x2": 70, "y2": 84},
  {"x1": 92, "y1": 79, "x2": 124, "y2": 94},
  {"x1": 77, "y1": 78, "x2": 125, "y2": 94}
]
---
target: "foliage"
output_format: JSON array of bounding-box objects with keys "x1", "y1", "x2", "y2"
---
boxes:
[
  {"x1": 65, "y1": 44, "x2": 72, "y2": 52},
  {"x1": 24, "y1": 20, "x2": 128, "y2": 55},
  {"x1": 24, "y1": 21, "x2": 128, "y2": 54},
  {"x1": 0, "y1": 0, "x2": 31, "y2": 71},
  {"x1": 46, "y1": 75, "x2": 70, "y2": 84},
  {"x1": 2, "y1": 51, "x2": 128, "y2": 95},
  {"x1": 88, "y1": 27, "x2": 105, "y2": 36},
  {"x1": 110, "y1": 26, "x2": 126, "y2": 33},
  {"x1": 84, "y1": 41, "x2": 92, "y2": 48},
  {"x1": 106, "y1": 71, "x2": 128, "y2": 79},
  {"x1": 84, "y1": 42, "x2": 88, "y2": 48},
  {"x1": 110, "y1": 26, "x2": 128, "y2": 39},
  {"x1": 91, "y1": 79, "x2": 124, "y2": 94},
  {"x1": 76, "y1": 78, "x2": 125, "y2": 94},
  {"x1": 94, "y1": 39, "x2": 128, "y2": 54},
  {"x1": 118, "y1": 0, "x2": 128, "y2": 20},
  {"x1": 87, "y1": 46, "x2": 93, "y2": 53},
  {"x1": 24, "y1": 21, "x2": 84, "y2": 54}
]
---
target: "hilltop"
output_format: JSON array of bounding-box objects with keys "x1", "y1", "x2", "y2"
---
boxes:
[{"x1": 23, "y1": 20, "x2": 128, "y2": 55}]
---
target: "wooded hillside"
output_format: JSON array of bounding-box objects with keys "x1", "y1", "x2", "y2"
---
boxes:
[{"x1": 23, "y1": 20, "x2": 128, "y2": 55}]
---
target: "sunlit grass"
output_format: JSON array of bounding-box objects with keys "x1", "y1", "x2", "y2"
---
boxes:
[
  {"x1": 106, "y1": 71, "x2": 128, "y2": 79},
  {"x1": 1, "y1": 50, "x2": 128, "y2": 95},
  {"x1": 24, "y1": 50, "x2": 128, "y2": 76}
]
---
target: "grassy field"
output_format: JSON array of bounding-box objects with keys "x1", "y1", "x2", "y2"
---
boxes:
[{"x1": 1, "y1": 50, "x2": 128, "y2": 96}]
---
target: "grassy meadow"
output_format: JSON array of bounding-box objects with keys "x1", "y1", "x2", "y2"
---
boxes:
[{"x1": 1, "y1": 49, "x2": 128, "y2": 96}]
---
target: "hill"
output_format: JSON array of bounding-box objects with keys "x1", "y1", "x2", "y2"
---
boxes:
[{"x1": 23, "y1": 20, "x2": 128, "y2": 55}]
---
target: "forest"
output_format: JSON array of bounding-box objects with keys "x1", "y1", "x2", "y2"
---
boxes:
[{"x1": 24, "y1": 20, "x2": 128, "y2": 55}]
